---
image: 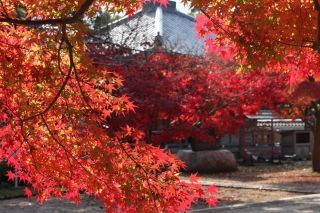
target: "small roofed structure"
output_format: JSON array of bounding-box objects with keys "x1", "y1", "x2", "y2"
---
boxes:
[{"x1": 220, "y1": 109, "x2": 313, "y2": 161}]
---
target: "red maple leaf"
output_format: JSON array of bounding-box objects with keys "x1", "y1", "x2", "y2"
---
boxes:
[
  {"x1": 158, "y1": 0, "x2": 168, "y2": 6},
  {"x1": 207, "y1": 185, "x2": 217, "y2": 194},
  {"x1": 206, "y1": 196, "x2": 217, "y2": 207},
  {"x1": 6, "y1": 171, "x2": 15, "y2": 181},
  {"x1": 24, "y1": 187, "x2": 32, "y2": 198},
  {"x1": 189, "y1": 173, "x2": 200, "y2": 183}
]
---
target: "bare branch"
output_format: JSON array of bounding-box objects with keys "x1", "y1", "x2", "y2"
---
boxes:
[{"x1": 274, "y1": 39, "x2": 313, "y2": 48}]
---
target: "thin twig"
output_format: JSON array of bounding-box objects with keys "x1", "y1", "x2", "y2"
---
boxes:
[
  {"x1": 117, "y1": 141, "x2": 159, "y2": 211},
  {"x1": 40, "y1": 115, "x2": 74, "y2": 177},
  {"x1": 41, "y1": 114, "x2": 103, "y2": 182}
]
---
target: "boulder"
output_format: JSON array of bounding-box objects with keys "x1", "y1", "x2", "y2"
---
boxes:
[
  {"x1": 177, "y1": 149, "x2": 237, "y2": 173},
  {"x1": 190, "y1": 140, "x2": 221, "y2": 151}
]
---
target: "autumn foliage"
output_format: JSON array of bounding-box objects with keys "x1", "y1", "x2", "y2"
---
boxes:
[
  {"x1": 90, "y1": 35, "x2": 285, "y2": 148},
  {"x1": 3, "y1": 0, "x2": 320, "y2": 211}
]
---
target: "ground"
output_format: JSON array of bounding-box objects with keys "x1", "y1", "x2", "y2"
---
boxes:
[
  {"x1": 0, "y1": 161, "x2": 319, "y2": 211},
  {"x1": 0, "y1": 183, "x2": 24, "y2": 200},
  {"x1": 195, "y1": 194, "x2": 320, "y2": 213},
  {"x1": 202, "y1": 161, "x2": 320, "y2": 184},
  {"x1": 215, "y1": 188, "x2": 300, "y2": 207},
  {"x1": 0, "y1": 196, "x2": 104, "y2": 213},
  {"x1": 198, "y1": 161, "x2": 320, "y2": 206}
]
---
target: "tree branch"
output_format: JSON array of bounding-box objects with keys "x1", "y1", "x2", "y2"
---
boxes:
[
  {"x1": 313, "y1": 0, "x2": 320, "y2": 51},
  {"x1": 40, "y1": 115, "x2": 74, "y2": 177},
  {"x1": 199, "y1": 8, "x2": 233, "y2": 39},
  {"x1": 0, "y1": 0, "x2": 9, "y2": 18},
  {"x1": 41, "y1": 114, "x2": 105, "y2": 183},
  {"x1": 20, "y1": 122, "x2": 46, "y2": 177},
  {"x1": 314, "y1": 0, "x2": 320, "y2": 11},
  {"x1": 0, "y1": 0, "x2": 95, "y2": 26},
  {"x1": 22, "y1": 25, "x2": 72, "y2": 122},
  {"x1": 117, "y1": 140, "x2": 159, "y2": 211}
]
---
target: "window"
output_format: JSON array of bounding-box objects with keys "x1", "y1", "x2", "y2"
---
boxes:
[{"x1": 296, "y1": 132, "x2": 310, "y2": 144}]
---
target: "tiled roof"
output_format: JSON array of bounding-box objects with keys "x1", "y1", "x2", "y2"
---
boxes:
[
  {"x1": 247, "y1": 110, "x2": 306, "y2": 130},
  {"x1": 100, "y1": 1, "x2": 204, "y2": 55}
]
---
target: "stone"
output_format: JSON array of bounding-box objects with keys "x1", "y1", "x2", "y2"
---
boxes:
[
  {"x1": 177, "y1": 149, "x2": 237, "y2": 173},
  {"x1": 190, "y1": 140, "x2": 221, "y2": 151}
]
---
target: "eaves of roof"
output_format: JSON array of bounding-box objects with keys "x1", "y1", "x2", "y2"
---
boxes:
[{"x1": 104, "y1": 6, "x2": 196, "y2": 31}]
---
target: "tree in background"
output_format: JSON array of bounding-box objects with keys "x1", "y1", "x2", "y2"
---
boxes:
[
  {"x1": 92, "y1": 10, "x2": 121, "y2": 31},
  {"x1": 91, "y1": 41, "x2": 286, "y2": 148},
  {"x1": 192, "y1": 0, "x2": 320, "y2": 172}
]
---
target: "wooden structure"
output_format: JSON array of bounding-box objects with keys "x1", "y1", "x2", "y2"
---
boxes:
[{"x1": 281, "y1": 130, "x2": 312, "y2": 159}]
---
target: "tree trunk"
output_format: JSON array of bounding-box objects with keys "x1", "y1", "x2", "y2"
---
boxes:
[{"x1": 312, "y1": 116, "x2": 320, "y2": 172}]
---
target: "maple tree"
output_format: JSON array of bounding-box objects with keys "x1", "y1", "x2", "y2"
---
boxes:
[
  {"x1": 91, "y1": 38, "x2": 285, "y2": 149},
  {"x1": 0, "y1": 0, "x2": 222, "y2": 212},
  {"x1": 192, "y1": 0, "x2": 320, "y2": 172}
]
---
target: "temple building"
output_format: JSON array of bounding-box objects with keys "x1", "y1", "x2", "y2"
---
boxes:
[{"x1": 93, "y1": 1, "x2": 313, "y2": 162}]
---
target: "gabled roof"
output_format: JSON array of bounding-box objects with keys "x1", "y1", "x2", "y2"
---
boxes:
[{"x1": 100, "y1": 1, "x2": 204, "y2": 55}]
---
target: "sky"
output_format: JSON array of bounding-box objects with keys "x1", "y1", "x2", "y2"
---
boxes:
[{"x1": 175, "y1": 1, "x2": 191, "y2": 14}]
